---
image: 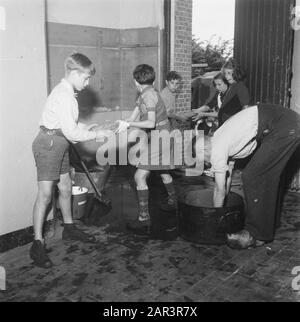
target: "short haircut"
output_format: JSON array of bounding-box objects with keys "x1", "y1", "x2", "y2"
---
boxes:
[
  {"x1": 64, "y1": 52, "x2": 96, "y2": 76},
  {"x1": 222, "y1": 58, "x2": 246, "y2": 82},
  {"x1": 213, "y1": 72, "x2": 230, "y2": 87},
  {"x1": 166, "y1": 71, "x2": 182, "y2": 82},
  {"x1": 133, "y1": 64, "x2": 155, "y2": 85}
]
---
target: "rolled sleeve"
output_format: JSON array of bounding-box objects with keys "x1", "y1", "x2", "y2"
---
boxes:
[
  {"x1": 142, "y1": 91, "x2": 158, "y2": 112},
  {"x1": 210, "y1": 136, "x2": 230, "y2": 174},
  {"x1": 57, "y1": 95, "x2": 96, "y2": 142}
]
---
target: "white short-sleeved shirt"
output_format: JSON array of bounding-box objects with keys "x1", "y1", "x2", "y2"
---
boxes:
[
  {"x1": 210, "y1": 105, "x2": 259, "y2": 174},
  {"x1": 40, "y1": 79, "x2": 96, "y2": 142}
]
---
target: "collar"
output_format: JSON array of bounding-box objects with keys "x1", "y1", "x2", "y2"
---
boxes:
[
  {"x1": 140, "y1": 85, "x2": 154, "y2": 95},
  {"x1": 220, "y1": 89, "x2": 228, "y2": 99},
  {"x1": 165, "y1": 86, "x2": 176, "y2": 95},
  {"x1": 61, "y1": 78, "x2": 77, "y2": 97}
]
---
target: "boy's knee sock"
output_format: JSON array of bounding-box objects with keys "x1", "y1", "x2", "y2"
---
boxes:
[
  {"x1": 164, "y1": 182, "x2": 177, "y2": 205},
  {"x1": 137, "y1": 189, "x2": 150, "y2": 222}
]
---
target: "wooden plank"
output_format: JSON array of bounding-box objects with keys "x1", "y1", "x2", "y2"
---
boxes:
[
  {"x1": 121, "y1": 46, "x2": 159, "y2": 109},
  {"x1": 102, "y1": 29, "x2": 121, "y2": 47},
  {"x1": 47, "y1": 22, "x2": 102, "y2": 47},
  {"x1": 100, "y1": 48, "x2": 121, "y2": 109},
  {"x1": 47, "y1": 22, "x2": 159, "y2": 111},
  {"x1": 120, "y1": 27, "x2": 158, "y2": 47}
]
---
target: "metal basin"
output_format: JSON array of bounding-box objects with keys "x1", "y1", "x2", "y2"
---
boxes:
[{"x1": 178, "y1": 189, "x2": 245, "y2": 245}]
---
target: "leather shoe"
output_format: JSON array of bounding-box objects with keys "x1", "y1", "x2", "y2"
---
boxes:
[
  {"x1": 62, "y1": 224, "x2": 96, "y2": 243},
  {"x1": 126, "y1": 219, "x2": 151, "y2": 236},
  {"x1": 160, "y1": 197, "x2": 178, "y2": 212},
  {"x1": 30, "y1": 240, "x2": 53, "y2": 269},
  {"x1": 226, "y1": 229, "x2": 265, "y2": 250},
  {"x1": 160, "y1": 202, "x2": 177, "y2": 212}
]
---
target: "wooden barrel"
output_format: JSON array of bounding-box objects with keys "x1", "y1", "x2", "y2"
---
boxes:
[{"x1": 178, "y1": 189, "x2": 245, "y2": 245}]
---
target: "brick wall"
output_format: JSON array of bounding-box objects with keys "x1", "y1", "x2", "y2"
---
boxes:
[{"x1": 174, "y1": 0, "x2": 192, "y2": 112}]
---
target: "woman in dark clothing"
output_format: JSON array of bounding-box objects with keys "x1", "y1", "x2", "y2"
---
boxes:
[
  {"x1": 220, "y1": 59, "x2": 250, "y2": 125},
  {"x1": 193, "y1": 59, "x2": 250, "y2": 127},
  {"x1": 192, "y1": 73, "x2": 229, "y2": 133}
]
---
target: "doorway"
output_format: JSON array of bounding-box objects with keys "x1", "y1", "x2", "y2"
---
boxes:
[{"x1": 191, "y1": 0, "x2": 235, "y2": 108}]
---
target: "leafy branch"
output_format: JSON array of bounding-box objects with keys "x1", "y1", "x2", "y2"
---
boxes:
[{"x1": 192, "y1": 35, "x2": 234, "y2": 70}]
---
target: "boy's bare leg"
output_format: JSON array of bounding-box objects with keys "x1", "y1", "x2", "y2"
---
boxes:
[
  {"x1": 57, "y1": 172, "x2": 73, "y2": 224},
  {"x1": 31, "y1": 180, "x2": 54, "y2": 268},
  {"x1": 33, "y1": 180, "x2": 55, "y2": 241},
  {"x1": 135, "y1": 169, "x2": 150, "y2": 189}
]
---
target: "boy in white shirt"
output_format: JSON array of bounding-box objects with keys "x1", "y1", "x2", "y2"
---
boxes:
[{"x1": 31, "y1": 53, "x2": 110, "y2": 268}]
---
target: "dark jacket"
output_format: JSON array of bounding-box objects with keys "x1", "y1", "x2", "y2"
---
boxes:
[{"x1": 208, "y1": 82, "x2": 250, "y2": 126}]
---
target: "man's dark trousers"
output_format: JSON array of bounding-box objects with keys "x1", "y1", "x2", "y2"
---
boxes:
[{"x1": 242, "y1": 104, "x2": 300, "y2": 241}]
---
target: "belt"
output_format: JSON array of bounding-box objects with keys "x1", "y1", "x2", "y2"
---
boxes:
[
  {"x1": 156, "y1": 119, "x2": 169, "y2": 127},
  {"x1": 40, "y1": 126, "x2": 64, "y2": 137}
]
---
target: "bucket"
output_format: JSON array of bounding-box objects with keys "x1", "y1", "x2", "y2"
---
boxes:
[
  {"x1": 72, "y1": 186, "x2": 88, "y2": 219},
  {"x1": 74, "y1": 171, "x2": 104, "y2": 194},
  {"x1": 178, "y1": 189, "x2": 245, "y2": 245}
]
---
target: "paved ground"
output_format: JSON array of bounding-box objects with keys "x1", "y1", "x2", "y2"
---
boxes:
[{"x1": 0, "y1": 169, "x2": 299, "y2": 302}]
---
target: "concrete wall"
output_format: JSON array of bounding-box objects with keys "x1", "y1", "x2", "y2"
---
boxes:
[
  {"x1": 0, "y1": 0, "x2": 48, "y2": 235},
  {"x1": 46, "y1": 0, "x2": 164, "y2": 29},
  {"x1": 0, "y1": 0, "x2": 194, "y2": 237}
]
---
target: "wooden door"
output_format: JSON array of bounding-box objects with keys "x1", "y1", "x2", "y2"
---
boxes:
[
  {"x1": 47, "y1": 23, "x2": 160, "y2": 112},
  {"x1": 46, "y1": 22, "x2": 103, "y2": 118},
  {"x1": 234, "y1": 0, "x2": 295, "y2": 107}
]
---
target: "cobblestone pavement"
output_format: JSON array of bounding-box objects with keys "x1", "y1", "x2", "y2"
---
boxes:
[{"x1": 0, "y1": 171, "x2": 299, "y2": 302}]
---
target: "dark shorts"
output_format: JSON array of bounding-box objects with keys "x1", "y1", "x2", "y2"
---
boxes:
[
  {"x1": 136, "y1": 123, "x2": 176, "y2": 171},
  {"x1": 32, "y1": 131, "x2": 70, "y2": 181}
]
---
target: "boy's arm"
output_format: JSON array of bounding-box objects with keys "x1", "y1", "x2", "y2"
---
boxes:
[
  {"x1": 77, "y1": 122, "x2": 99, "y2": 131},
  {"x1": 126, "y1": 106, "x2": 140, "y2": 122},
  {"x1": 126, "y1": 91, "x2": 157, "y2": 129},
  {"x1": 128, "y1": 111, "x2": 156, "y2": 129},
  {"x1": 168, "y1": 111, "x2": 187, "y2": 122},
  {"x1": 193, "y1": 105, "x2": 211, "y2": 113},
  {"x1": 57, "y1": 95, "x2": 97, "y2": 142},
  {"x1": 116, "y1": 109, "x2": 155, "y2": 133},
  {"x1": 192, "y1": 109, "x2": 218, "y2": 121}
]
